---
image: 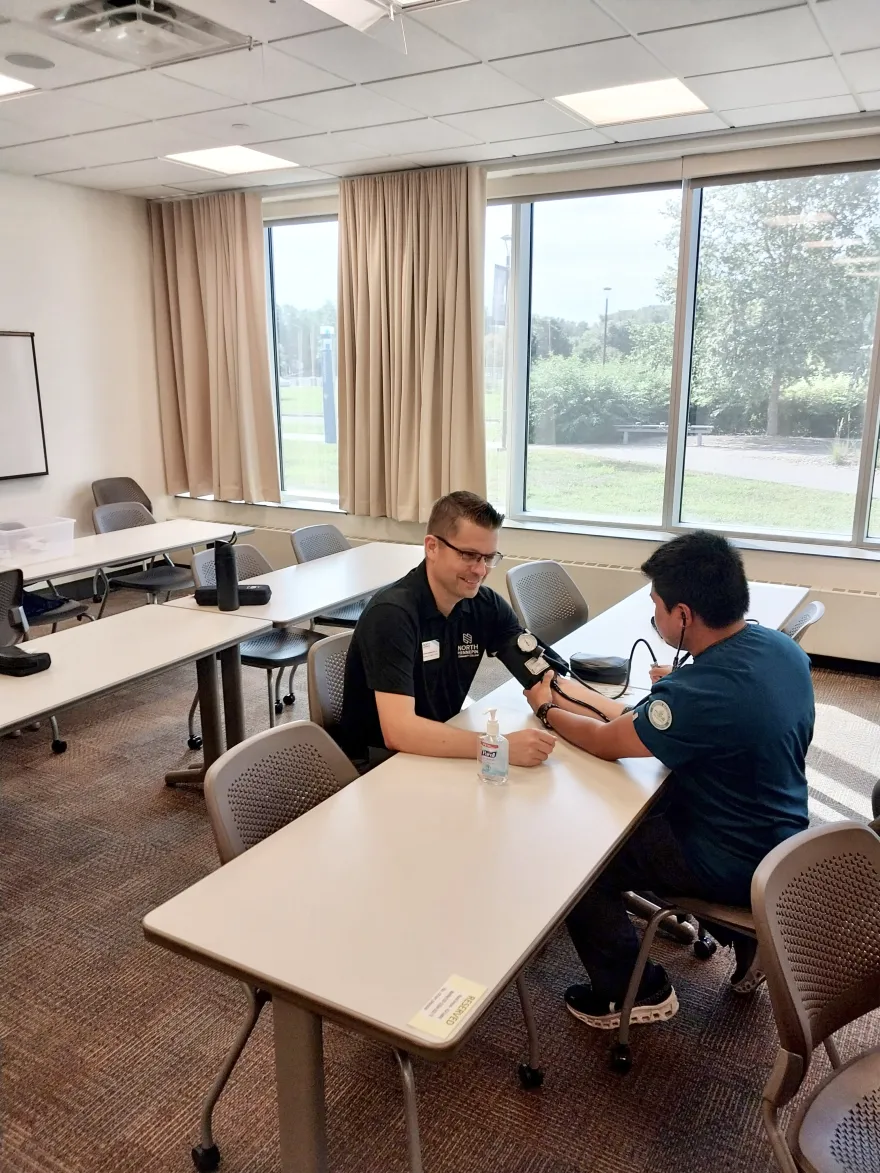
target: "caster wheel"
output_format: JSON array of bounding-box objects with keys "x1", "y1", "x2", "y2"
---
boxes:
[
  {"x1": 92, "y1": 594, "x2": 103, "y2": 604},
  {"x1": 187, "y1": 735, "x2": 203, "y2": 751},
  {"x1": 51, "y1": 739, "x2": 68, "y2": 755},
  {"x1": 191, "y1": 1143, "x2": 220, "y2": 1172},
  {"x1": 283, "y1": 693, "x2": 295, "y2": 706},
  {"x1": 609, "y1": 1043, "x2": 633, "y2": 1074},
  {"x1": 693, "y1": 936, "x2": 717, "y2": 960},
  {"x1": 518, "y1": 1063, "x2": 545, "y2": 1089},
  {"x1": 274, "y1": 701, "x2": 284, "y2": 715}
]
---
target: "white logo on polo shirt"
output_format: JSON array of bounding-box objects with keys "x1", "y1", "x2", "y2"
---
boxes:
[{"x1": 458, "y1": 632, "x2": 480, "y2": 658}]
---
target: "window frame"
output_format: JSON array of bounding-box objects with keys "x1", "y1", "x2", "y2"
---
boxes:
[{"x1": 498, "y1": 164, "x2": 880, "y2": 553}]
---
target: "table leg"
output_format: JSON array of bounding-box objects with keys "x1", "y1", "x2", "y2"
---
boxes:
[
  {"x1": 219, "y1": 644, "x2": 245, "y2": 749},
  {"x1": 165, "y1": 654, "x2": 222, "y2": 788},
  {"x1": 273, "y1": 997, "x2": 328, "y2": 1173}
]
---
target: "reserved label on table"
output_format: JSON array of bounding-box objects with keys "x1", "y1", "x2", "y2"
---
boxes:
[{"x1": 408, "y1": 974, "x2": 487, "y2": 1040}]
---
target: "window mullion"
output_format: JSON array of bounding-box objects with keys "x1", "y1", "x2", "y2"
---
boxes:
[
  {"x1": 506, "y1": 201, "x2": 532, "y2": 518},
  {"x1": 851, "y1": 288, "x2": 880, "y2": 544}
]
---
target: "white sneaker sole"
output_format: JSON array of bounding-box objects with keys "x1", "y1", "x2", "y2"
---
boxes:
[
  {"x1": 731, "y1": 968, "x2": 766, "y2": 995},
  {"x1": 565, "y1": 988, "x2": 680, "y2": 1030}
]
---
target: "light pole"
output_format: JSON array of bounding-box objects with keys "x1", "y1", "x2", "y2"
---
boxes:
[{"x1": 602, "y1": 286, "x2": 611, "y2": 365}]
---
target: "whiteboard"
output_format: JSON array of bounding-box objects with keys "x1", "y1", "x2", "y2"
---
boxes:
[{"x1": 0, "y1": 332, "x2": 48, "y2": 480}]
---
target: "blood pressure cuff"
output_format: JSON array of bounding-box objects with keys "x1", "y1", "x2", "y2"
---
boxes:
[
  {"x1": 569, "y1": 653, "x2": 628, "y2": 686},
  {"x1": 493, "y1": 630, "x2": 570, "y2": 689},
  {"x1": 0, "y1": 645, "x2": 51, "y2": 676}
]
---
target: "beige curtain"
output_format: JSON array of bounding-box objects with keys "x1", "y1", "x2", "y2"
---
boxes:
[
  {"x1": 149, "y1": 192, "x2": 281, "y2": 504},
  {"x1": 337, "y1": 165, "x2": 487, "y2": 522}
]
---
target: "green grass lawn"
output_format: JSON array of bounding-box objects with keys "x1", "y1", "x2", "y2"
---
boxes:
[{"x1": 280, "y1": 435, "x2": 857, "y2": 536}]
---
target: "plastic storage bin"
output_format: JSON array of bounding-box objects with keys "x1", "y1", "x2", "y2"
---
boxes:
[{"x1": 0, "y1": 517, "x2": 75, "y2": 566}]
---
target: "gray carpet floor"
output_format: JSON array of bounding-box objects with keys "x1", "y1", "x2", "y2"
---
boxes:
[{"x1": 1, "y1": 596, "x2": 878, "y2": 1173}]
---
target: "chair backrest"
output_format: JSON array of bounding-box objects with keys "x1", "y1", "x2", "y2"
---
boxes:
[
  {"x1": 506, "y1": 560, "x2": 589, "y2": 646},
  {"x1": 190, "y1": 543, "x2": 272, "y2": 588},
  {"x1": 308, "y1": 630, "x2": 353, "y2": 731},
  {"x1": 782, "y1": 600, "x2": 826, "y2": 644},
  {"x1": 291, "y1": 524, "x2": 351, "y2": 564},
  {"x1": 204, "y1": 721, "x2": 358, "y2": 864},
  {"x1": 0, "y1": 568, "x2": 23, "y2": 648},
  {"x1": 91, "y1": 477, "x2": 152, "y2": 513},
  {"x1": 93, "y1": 501, "x2": 156, "y2": 534},
  {"x1": 752, "y1": 821, "x2": 880, "y2": 1075}
]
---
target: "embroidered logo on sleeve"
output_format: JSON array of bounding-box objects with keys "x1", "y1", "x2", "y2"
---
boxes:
[{"x1": 647, "y1": 699, "x2": 673, "y2": 730}]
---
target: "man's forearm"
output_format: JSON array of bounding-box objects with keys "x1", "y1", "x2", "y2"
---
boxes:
[
  {"x1": 382, "y1": 714, "x2": 481, "y2": 759},
  {"x1": 552, "y1": 676, "x2": 629, "y2": 721},
  {"x1": 542, "y1": 706, "x2": 616, "y2": 759}
]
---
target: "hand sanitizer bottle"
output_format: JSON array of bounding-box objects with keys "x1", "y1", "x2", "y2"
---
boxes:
[{"x1": 478, "y1": 709, "x2": 509, "y2": 786}]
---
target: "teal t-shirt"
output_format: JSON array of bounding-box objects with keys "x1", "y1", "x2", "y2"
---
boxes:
[{"x1": 632, "y1": 624, "x2": 814, "y2": 903}]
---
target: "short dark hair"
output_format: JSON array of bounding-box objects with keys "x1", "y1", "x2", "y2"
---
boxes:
[
  {"x1": 427, "y1": 491, "x2": 504, "y2": 539},
  {"x1": 641, "y1": 531, "x2": 749, "y2": 629}
]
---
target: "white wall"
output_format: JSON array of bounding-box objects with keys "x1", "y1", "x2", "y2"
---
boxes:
[{"x1": 0, "y1": 173, "x2": 164, "y2": 532}]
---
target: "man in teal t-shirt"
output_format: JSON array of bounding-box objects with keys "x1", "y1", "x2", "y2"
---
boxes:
[{"x1": 524, "y1": 531, "x2": 813, "y2": 1032}]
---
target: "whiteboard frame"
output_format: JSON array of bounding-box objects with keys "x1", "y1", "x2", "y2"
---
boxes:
[{"x1": 0, "y1": 331, "x2": 48, "y2": 482}]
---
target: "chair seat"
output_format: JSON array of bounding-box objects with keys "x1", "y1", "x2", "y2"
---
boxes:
[
  {"x1": 108, "y1": 566, "x2": 194, "y2": 593},
  {"x1": 317, "y1": 598, "x2": 367, "y2": 627},
  {"x1": 27, "y1": 597, "x2": 91, "y2": 625},
  {"x1": 241, "y1": 628, "x2": 321, "y2": 668},
  {"x1": 659, "y1": 896, "x2": 756, "y2": 934},
  {"x1": 793, "y1": 1046, "x2": 880, "y2": 1173}
]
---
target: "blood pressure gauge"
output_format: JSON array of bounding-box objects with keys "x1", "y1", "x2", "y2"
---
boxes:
[{"x1": 517, "y1": 631, "x2": 539, "y2": 653}]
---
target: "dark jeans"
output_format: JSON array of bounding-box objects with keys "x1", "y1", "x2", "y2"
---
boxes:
[{"x1": 566, "y1": 810, "x2": 739, "y2": 1000}]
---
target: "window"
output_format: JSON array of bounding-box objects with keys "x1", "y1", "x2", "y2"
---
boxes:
[
  {"x1": 493, "y1": 165, "x2": 880, "y2": 551},
  {"x1": 267, "y1": 219, "x2": 339, "y2": 506}
]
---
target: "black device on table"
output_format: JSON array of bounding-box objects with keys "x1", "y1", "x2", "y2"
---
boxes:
[{"x1": 194, "y1": 584, "x2": 272, "y2": 607}]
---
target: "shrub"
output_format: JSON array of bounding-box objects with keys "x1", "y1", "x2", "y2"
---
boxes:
[{"x1": 527, "y1": 355, "x2": 671, "y2": 443}]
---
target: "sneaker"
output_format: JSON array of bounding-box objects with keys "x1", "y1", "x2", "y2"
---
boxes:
[
  {"x1": 730, "y1": 939, "x2": 766, "y2": 995},
  {"x1": 564, "y1": 979, "x2": 679, "y2": 1030}
]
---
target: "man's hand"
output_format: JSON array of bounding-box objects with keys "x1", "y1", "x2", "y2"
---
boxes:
[
  {"x1": 507, "y1": 728, "x2": 556, "y2": 766},
  {"x1": 523, "y1": 671, "x2": 554, "y2": 713},
  {"x1": 649, "y1": 663, "x2": 673, "y2": 684}
]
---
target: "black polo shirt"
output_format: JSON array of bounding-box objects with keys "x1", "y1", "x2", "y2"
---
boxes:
[{"x1": 336, "y1": 560, "x2": 523, "y2": 762}]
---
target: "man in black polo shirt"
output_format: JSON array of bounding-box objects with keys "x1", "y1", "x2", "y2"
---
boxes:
[{"x1": 336, "y1": 491, "x2": 556, "y2": 769}]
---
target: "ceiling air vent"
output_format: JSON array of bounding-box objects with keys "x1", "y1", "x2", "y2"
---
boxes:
[{"x1": 37, "y1": 1, "x2": 249, "y2": 67}]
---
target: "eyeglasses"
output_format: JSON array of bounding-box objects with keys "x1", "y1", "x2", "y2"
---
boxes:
[{"x1": 430, "y1": 534, "x2": 503, "y2": 569}]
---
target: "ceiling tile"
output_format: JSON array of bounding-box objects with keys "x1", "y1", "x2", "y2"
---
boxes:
[
  {"x1": 259, "y1": 86, "x2": 421, "y2": 132},
  {"x1": 43, "y1": 158, "x2": 216, "y2": 189},
  {"x1": 840, "y1": 47, "x2": 880, "y2": 92},
  {"x1": 409, "y1": 0, "x2": 626, "y2": 59},
  {"x1": 491, "y1": 38, "x2": 669, "y2": 99},
  {"x1": 812, "y1": 0, "x2": 880, "y2": 54},
  {"x1": 404, "y1": 144, "x2": 512, "y2": 166},
  {"x1": 0, "y1": 136, "x2": 106, "y2": 174},
  {"x1": 599, "y1": 0, "x2": 805, "y2": 34},
  {"x1": 161, "y1": 0, "x2": 341, "y2": 40},
  {"x1": 440, "y1": 101, "x2": 590, "y2": 143},
  {"x1": 117, "y1": 186, "x2": 192, "y2": 200},
  {"x1": 641, "y1": 7, "x2": 829, "y2": 75},
  {"x1": 687, "y1": 57, "x2": 850, "y2": 108},
  {"x1": 366, "y1": 64, "x2": 541, "y2": 116},
  {"x1": 160, "y1": 44, "x2": 348, "y2": 105},
  {"x1": 272, "y1": 22, "x2": 474, "y2": 84},
  {"x1": 171, "y1": 166, "x2": 331, "y2": 192},
  {"x1": 0, "y1": 22, "x2": 137, "y2": 87},
  {"x1": 251, "y1": 132, "x2": 388, "y2": 166},
  {"x1": 721, "y1": 94, "x2": 860, "y2": 126},
  {"x1": 318, "y1": 156, "x2": 419, "y2": 177},
  {"x1": 861, "y1": 89, "x2": 880, "y2": 111},
  {"x1": 321, "y1": 118, "x2": 479, "y2": 155},
  {"x1": 156, "y1": 105, "x2": 316, "y2": 146},
  {"x1": 605, "y1": 112, "x2": 729, "y2": 141},
  {"x1": 71, "y1": 71, "x2": 234, "y2": 119},
  {"x1": 0, "y1": 90, "x2": 142, "y2": 136},
  {"x1": 475, "y1": 128, "x2": 611, "y2": 157}
]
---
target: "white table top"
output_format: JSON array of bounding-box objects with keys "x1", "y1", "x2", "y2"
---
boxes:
[
  {"x1": 552, "y1": 581, "x2": 809, "y2": 691},
  {"x1": 165, "y1": 541, "x2": 425, "y2": 627},
  {"x1": 14, "y1": 519, "x2": 253, "y2": 585},
  {"x1": 0, "y1": 605, "x2": 269, "y2": 737}
]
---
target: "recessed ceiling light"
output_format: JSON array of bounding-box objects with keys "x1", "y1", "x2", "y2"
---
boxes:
[
  {"x1": 165, "y1": 146, "x2": 297, "y2": 175},
  {"x1": 300, "y1": 0, "x2": 388, "y2": 32},
  {"x1": 0, "y1": 71, "x2": 35, "y2": 97},
  {"x1": 555, "y1": 78, "x2": 707, "y2": 126},
  {"x1": 5, "y1": 53, "x2": 54, "y2": 69},
  {"x1": 802, "y1": 238, "x2": 862, "y2": 248},
  {"x1": 764, "y1": 212, "x2": 835, "y2": 227}
]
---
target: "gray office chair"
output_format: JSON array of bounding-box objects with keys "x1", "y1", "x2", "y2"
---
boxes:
[
  {"x1": 782, "y1": 600, "x2": 825, "y2": 645},
  {"x1": 0, "y1": 568, "x2": 67, "y2": 754},
  {"x1": 91, "y1": 476, "x2": 152, "y2": 512},
  {"x1": 92, "y1": 502, "x2": 193, "y2": 618},
  {"x1": 506, "y1": 560, "x2": 589, "y2": 646},
  {"x1": 189, "y1": 545, "x2": 322, "y2": 740},
  {"x1": 752, "y1": 821, "x2": 880, "y2": 1173},
  {"x1": 307, "y1": 629, "x2": 352, "y2": 733},
  {"x1": 290, "y1": 524, "x2": 369, "y2": 627},
  {"x1": 194, "y1": 721, "x2": 358, "y2": 1173}
]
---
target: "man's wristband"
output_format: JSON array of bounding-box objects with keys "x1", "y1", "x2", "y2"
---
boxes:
[{"x1": 536, "y1": 701, "x2": 557, "y2": 730}]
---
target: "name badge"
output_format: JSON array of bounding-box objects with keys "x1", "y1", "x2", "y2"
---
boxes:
[{"x1": 422, "y1": 639, "x2": 440, "y2": 662}]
